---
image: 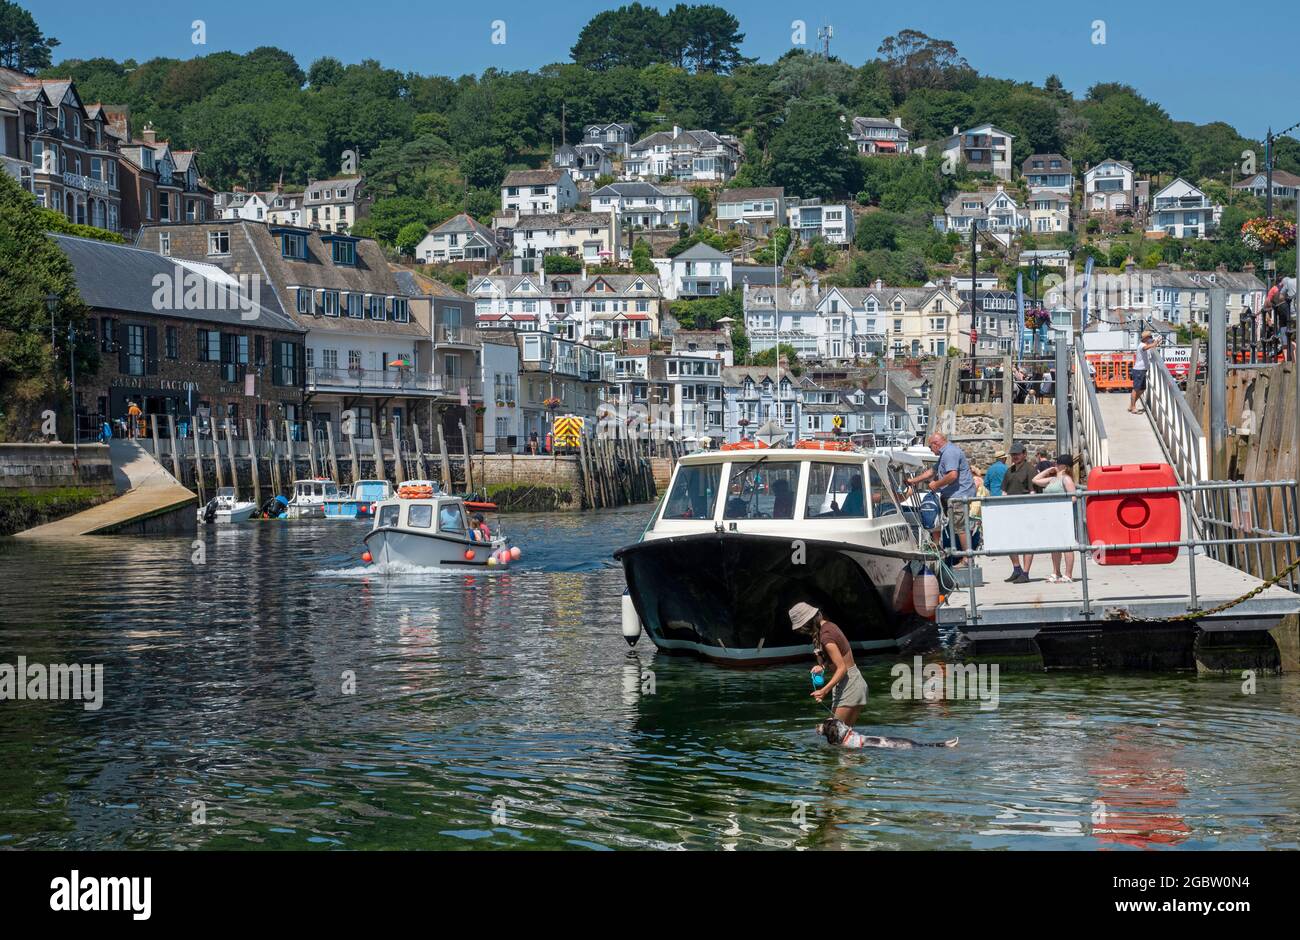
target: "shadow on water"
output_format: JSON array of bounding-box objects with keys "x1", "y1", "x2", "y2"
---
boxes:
[{"x1": 0, "y1": 504, "x2": 1298, "y2": 850}]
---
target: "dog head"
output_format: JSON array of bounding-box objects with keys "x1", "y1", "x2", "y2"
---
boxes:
[{"x1": 816, "y1": 718, "x2": 849, "y2": 745}]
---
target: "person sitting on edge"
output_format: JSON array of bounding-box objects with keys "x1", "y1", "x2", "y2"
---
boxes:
[
  {"x1": 470, "y1": 512, "x2": 491, "y2": 542},
  {"x1": 789, "y1": 603, "x2": 868, "y2": 728}
]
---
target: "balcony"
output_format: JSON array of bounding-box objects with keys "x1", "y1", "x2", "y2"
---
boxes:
[
  {"x1": 436, "y1": 325, "x2": 477, "y2": 347},
  {"x1": 62, "y1": 171, "x2": 110, "y2": 196},
  {"x1": 306, "y1": 367, "x2": 482, "y2": 398},
  {"x1": 679, "y1": 277, "x2": 727, "y2": 297}
]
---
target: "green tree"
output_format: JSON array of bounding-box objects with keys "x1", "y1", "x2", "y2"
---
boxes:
[
  {"x1": 855, "y1": 211, "x2": 898, "y2": 251},
  {"x1": 0, "y1": 172, "x2": 97, "y2": 441},
  {"x1": 0, "y1": 0, "x2": 58, "y2": 72},
  {"x1": 632, "y1": 238, "x2": 655, "y2": 273},
  {"x1": 460, "y1": 146, "x2": 506, "y2": 189},
  {"x1": 767, "y1": 101, "x2": 859, "y2": 199},
  {"x1": 396, "y1": 221, "x2": 426, "y2": 256}
]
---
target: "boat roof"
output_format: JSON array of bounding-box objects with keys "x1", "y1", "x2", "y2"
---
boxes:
[{"x1": 677, "y1": 447, "x2": 874, "y2": 466}]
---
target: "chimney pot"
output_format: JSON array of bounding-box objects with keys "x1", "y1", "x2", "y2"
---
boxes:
[{"x1": 894, "y1": 116, "x2": 902, "y2": 128}]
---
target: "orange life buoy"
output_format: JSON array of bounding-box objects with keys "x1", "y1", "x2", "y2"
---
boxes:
[
  {"x1": 794, "y1": 439, "x2": 854, "y2": 452},
  {"x1": 721, "y1": 440, "x2": 770, "y2": 451}
]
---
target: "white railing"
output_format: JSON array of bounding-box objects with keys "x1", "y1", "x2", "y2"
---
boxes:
[
  {"x1": 1145, "y1": 349, "x2": 1208, "y2": 486},
  {"x1": 1073, "y1": 343, "x2": 1109, "y2": 470}
]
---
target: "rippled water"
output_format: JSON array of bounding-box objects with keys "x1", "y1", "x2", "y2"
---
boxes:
[{"x1": 1, "y1": 506, "x2": 1298, "y2": 850}]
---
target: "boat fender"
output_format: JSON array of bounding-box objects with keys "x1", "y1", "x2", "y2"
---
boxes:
[
  {"x1": 509, "y1": 546, "x2": 521, "y2": 560},
  {"x1": 361, "y1": 551, "x2": 372, "y2": 564},
  {"x1": 621, "y1": 593, "x2": 642, "y2": 646},
  {"x1": 913, "y1": 565, "x2": 940, "y2": 620}
]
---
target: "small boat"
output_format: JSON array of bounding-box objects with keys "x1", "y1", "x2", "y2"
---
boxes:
[
  {"x1": 286, "y1": 478, "x2": 340, "y2": 519},
  {"x1": 323, "y1": 479, "x2": 394, "y2": 519},
  {"x1": 198, "y1": 486, "x2": 257, "y2": 524},
  {"x1": 614, "y1": 446, "x2": 935, "y2": 665},
  {"x1": 363, "y1": 491, "x2": 510, "y2": 569}
]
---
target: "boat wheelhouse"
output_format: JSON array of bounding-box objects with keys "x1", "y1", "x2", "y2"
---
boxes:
[
  {"x1": 363, "y1": 494, "x2": 507, "y2": 569},
  {"x1": 615, "y1": 447, "x2": 934, "y2": 665},
  {"x1": 286, "y1": 478, "x2": 340, "y2": 519},
  {"x1": 323, "y1": 479, "x2": 394, "y2": 519}
]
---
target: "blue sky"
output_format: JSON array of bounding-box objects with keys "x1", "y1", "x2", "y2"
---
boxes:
[{"x1": 38, "y1": 0, "x2": 1298, "y2": 138}]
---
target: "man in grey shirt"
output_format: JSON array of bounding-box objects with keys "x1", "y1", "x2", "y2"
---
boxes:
[{"x1": 905, "y1": 432, "x2": 977, "y2": 564}]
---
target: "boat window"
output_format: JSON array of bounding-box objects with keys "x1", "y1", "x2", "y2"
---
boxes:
[
  {"x1": 803, "y1": 462, "x2": 866, "y2": 519},
  {"x1": 439, "y1": 503, "x2": 466, "y2": 533},
  {"x1": 869, "y1": 465, "x2": 901, "y2": 517},
  {"x1": 724, "y1": 461, "x2": 800, "y2": 520},
  {"x1": 377, "y1": 505, "x2": 400, "y2": 528},
  {"x1": 662, "y1": 463, "x2": 722, "y2": 521},
  {"x1": 407, "y1": 504, "x2": 433, "y2": 529}
]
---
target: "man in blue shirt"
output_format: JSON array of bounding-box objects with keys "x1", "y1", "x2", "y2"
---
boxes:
[
  {"x1": 984, "y1": 450, "x2": 1008, "y2": 497},
  {"x1": 905, "y1": 432, "x2": 977, "y2": 564}
]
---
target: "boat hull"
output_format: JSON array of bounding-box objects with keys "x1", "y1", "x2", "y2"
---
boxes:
[
  {"x1": 616, "y1": 531, "x2": 928, "y2": 665},
  {"x1": 363, "y1": 527, "x2": 501, "y2": 569}
]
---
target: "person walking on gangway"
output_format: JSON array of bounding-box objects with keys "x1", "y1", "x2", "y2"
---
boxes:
[{"x1": 1129, "y1": 330, "x2": 1161, "y2": 414}]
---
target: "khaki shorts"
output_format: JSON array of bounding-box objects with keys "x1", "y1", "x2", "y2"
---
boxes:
[
  {"x1": 832, "y1": 665, "x2": 869, "y2": 709},
  {"x1": 948, "y1": 499, "x2": 970, "y2": 537}
]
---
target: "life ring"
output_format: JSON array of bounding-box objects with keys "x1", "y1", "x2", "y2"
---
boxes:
[
  {"x1": 794, "y1": 439, "x2": 854, "y2": 452},
  {"x1": 721, "y1": 440, "x2": 770, "y2": 451}
]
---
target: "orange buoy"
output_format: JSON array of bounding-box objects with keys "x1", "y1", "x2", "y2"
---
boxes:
[
  {"x1": 464, "y1": 549, "x2": 476, "y2": 561},
  {"x1": 361, "y1": 551, "x2": 372, "y2": 564},
  {"x1": 509, "y1": 546, "x2": 521, "y2": 560}
]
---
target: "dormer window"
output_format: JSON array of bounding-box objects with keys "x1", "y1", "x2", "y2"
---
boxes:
[{"x1": 281, "y1": 232, "x2": 308, "y2": 259}]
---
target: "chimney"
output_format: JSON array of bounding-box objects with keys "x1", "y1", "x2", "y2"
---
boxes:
[
  {"x1": 672, "y1": 125, "x2": 682, "y2": 138},
  {"x1": 142, "y1": 123, "x2": 157, "y2": 144},
  {"x1": 953, "y1": 125, "x2": 959, "y2": 135},
  {"x1": 894, "y1": 116, "x2": 902, "y2": 128},
  {"x1": 1244, "y1": 262, "x2": 1256, "y2": 274},
  {"x1": 875, "y1": 278, "x2": 883, "y2": 290}
]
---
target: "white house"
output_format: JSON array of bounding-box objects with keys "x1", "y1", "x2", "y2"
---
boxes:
[
  {"x1": 1021, "y1": 154, "x2": 1074, "y2": 192},
  {"x1": 1026, "y1": 189, "x2": 1071, "y2": 234},
  {"x1": 552, "y1": 144, "x2": 613, "y2": 183},
  {"x1": 624, "y1": 127, "x2": 741, "y2": 182},
  {"x1": 415, "y1": 213, "x2": 499, "y2": 264},
  {"x1": 1233, "y1": 169, "x2": 1300, "y2": 202},
  {"x1": 849, "y1": 116, "x2": 909, "y2": 155},
  {"x1": 1148, "y1": 178, "x2": 1221, "y2": 239},
  {"x1": 916, "y1": 124, "x2": 1015, "y2": 180},
  {"x1": 937, "y1": 185, "x2": 1028, "y2": 246},
  {"x1": 715, "y1": 187, "x2": 785, "y2": 238},
  {"x1": 669, "y1": 242, "x2": 733, "y2": 298},
  {"x1": 510, "y1": 211, "x2": 620, "y2": 275},
  {"x1": 500, "y1": 169, "x2": 578, "y2": 217},
  {"x1": 215, "y1": 190, "x2": 271, "y2": 221},
  {"x1": 582, "y1": 122, "x2": 637, "y2": 159},
  {"x1": 590, "y1": 181, "x2": 698, "y2": 229},
  {"x1": 1084, "y1": 159, "x2": 1138, "y2": 215},
  {"x1": 787, "y1": 199, "x2": 855, "y2": 245},
  {"x1": 471, "y1": 272, "x2": 663, "y2": 342}
]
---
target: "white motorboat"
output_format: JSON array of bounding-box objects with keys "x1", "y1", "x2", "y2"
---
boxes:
[
  {"x1": 614, "y1": 443, "x2": 936, "y2": 665},
  {"x1": 286, "y1": 478, "x2": 340, "y2": 519},
  {"x1": 198, "y1": 486, "x2": 257, "y2": 524},
  {"x1": 363, "y1": 492, "x2": 508, "y2": 569}
]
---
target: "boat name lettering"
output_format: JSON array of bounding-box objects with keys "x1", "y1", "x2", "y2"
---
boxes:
[{"x1": 879, "y1": 525, "x2": 909, "y2": 546}]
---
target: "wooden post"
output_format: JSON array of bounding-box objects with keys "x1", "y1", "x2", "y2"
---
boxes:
[
  {"x1": 307, "y1": 424, "x2": 319, "y2": 479},
  {"x1": 347, "y1": 423, "x2": 361, "y2": 487},
  {"x1": 458, "y1": 419, "x2": 475, "y2": 495},
  {"x1": 167, "y1": 414, "x2": 182, "y2": 482},
  {"x1": 246, "y1": 419, "x2": 261, "y2": 507},
  {"x1": 370, "y1": 418, "x2": 386, "y2": 483},
  {"x1": 266, "y1": 420, "x2": 280, "y2": 496},
  {"x1": 436, "y1": 421, "x2": 453, "y2": 492},
  {"x1": 149, "y1": 414, "x2": 161, "y2": 461},
  {"x1": 225, "y1": 421, "x2": 239, "y2": 497},
  {"x1": 284, "y1": 420, "x2": 296, "y2": 484},
  {"x1": 192, "y1": 419, "x2": 205, "y2": 502},
  {"x1": 1001, "y1": 354, "x2": 1014, "y2": 451},
  {"x1": 324, "y1": 420, "x2": 340, "y2": 484},
  {"x1": 413, "y1": 424, "x2": 429, "y2": 480},
  {"x1": 212, "y1": 423, "x2": 225, "y2": 489},
  {"x1": 392, "y1": 422, "x2": 405, "y2": 484}
]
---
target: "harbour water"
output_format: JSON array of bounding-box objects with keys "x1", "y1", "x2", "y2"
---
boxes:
[{"x1": 1, "y1": 506, "x2": 1298, "y2": 850}]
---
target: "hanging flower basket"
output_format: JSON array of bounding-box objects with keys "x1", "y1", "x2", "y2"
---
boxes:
[
  {"x1": 474, "y1": 405, "x2": 486, "y2": 417},
  {"x1": 543, "y1": 397, "x2": 562, "y2": 409},
  {"x1": 738, "y1": 418, "x2": 751, "y2": 427},
  {"x1": 1241, "y1": 216, "x2": 1296, "y2": 252}
]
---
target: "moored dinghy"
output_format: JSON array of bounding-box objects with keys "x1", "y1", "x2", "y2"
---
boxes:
[{"x1": 198, "y1": 486, "x2": 257, "y2": 524}]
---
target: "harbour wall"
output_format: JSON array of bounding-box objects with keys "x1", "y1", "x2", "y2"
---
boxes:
[{"x1": 0, "y1": 444, "x2": 117, "y2": 536}]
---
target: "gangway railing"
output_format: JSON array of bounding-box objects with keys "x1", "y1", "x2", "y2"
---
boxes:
[
  {"x1": 943, "y1": 479, "x2": 1300, "y2": 623},
  {"x1": 1073, "y1": 343, "x2": 1109, "y2": 471},
  {"x1": 1145, "y1": 348, "x2": 1208, "y2": 486}
]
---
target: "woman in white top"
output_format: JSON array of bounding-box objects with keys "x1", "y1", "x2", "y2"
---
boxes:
[
  {"x1": 1032, "y1": 454, "x2": 1078, "y2": 583},
  {"x1": 1129, "y1": 331, "x2": 1161, "y2": 414}
]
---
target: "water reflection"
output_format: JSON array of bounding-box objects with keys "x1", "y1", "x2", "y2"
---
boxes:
[{"x1": 1, "y1": 509, "x2": 1298, "y2": 850}]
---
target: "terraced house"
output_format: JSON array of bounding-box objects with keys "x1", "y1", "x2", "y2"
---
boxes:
[
  {"x1": 590, "y1": 181, "x2": 699, "y2": 229},
  {"x1": 509, "y1": 211, "x2": 620, "y2": 274},
  {"x1": 137, "y1": 220, "x2": 444, "y2": 446},
  {"x1": 470, "y1": 272, "x2": 662, "y2": 342},
  {"x1": 112, "y1": 119, "x2": 214, "y2": 235},
  {"x1": 744, "y1": 280, "x2": 964, "y2": 363},
  {"x1": 303, "y1": 176, "x2": 366, "y2": 233},
  {"x1": 1, "y1": 68, "x2": 122, "y2": 232},
  {"x1": 623, "y1": 126, "x2": 740, "y2": 182}
]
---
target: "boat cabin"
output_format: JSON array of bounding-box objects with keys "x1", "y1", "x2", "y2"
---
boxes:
[
  {"x1": 375, "y1": 497, "x2": 474, "y2": 539},
  {"x1": 655, "y1": 449, "x2": 910, "y2": 534},
  {"x1": 292, "y1": 479, "x2": 339, "y2": 501}
]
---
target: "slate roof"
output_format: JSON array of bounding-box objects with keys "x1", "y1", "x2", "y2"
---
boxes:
[
  {"x1": 51, "y1": 234, "x2": 302, "y2": 333},
  {"x1": 513, "y1": 212, "x2": 611, "y2": 232},
  {"x1": 673, "y1": 242, "x2": 731, "y2": 261},
  {"x1": 426, "y1": 212, "x2": 496, "y2": 241},
  {"x1": 502, "y1": 169, "x2": 568, "y2": 187},
  {"x1": 717, "y1": 187, "x2": 784, "y2": 203}
]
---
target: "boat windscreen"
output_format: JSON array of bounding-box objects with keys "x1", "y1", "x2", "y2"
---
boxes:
[
  {"x1": 803, "y1": 461, "x2": 866, "y2": 519},
  {"x1": 724, "y1": 461, "x2": 800, "y2": 520},
  {"x1": 661, "y1": 463, "x2": 722, "y2": 522}
]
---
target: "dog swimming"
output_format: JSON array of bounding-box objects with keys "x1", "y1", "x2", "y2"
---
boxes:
[{"x1": 817, "y1": 718, "x2": 958, "y2": 749}]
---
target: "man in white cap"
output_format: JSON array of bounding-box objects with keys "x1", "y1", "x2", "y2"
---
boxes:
[{"x1": 789, "y1": 602, "x2": 867, "y2": 726}]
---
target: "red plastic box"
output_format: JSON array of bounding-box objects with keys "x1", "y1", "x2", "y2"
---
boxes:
[{"x1": 1085, "y1": 463, "x2": 1180, "y2": 565}]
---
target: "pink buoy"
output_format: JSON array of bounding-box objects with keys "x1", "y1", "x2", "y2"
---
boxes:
[{"x1": 510, "y1": 546, "x2": 521, "y2": 560}]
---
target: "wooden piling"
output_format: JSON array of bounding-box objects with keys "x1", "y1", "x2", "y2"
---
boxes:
[
  {"x1": 192, "y1": 420, "x2": 205, "y2": 503},
  {"x1": 149, "y1": 414, "x2": 161, "y2": 462},
  {"x1": 212, "y1": 423, "x2": 225, "y2": 489},
  {"x1": 347, "y1": 423, "x2": 361, "y2": 487},
  {"x1": 436, "y1": 421, "x2": 453, "y2": 491},
  {"x1": 324, "y1": 421, "x2": 340, "y2": 483},
  {"x1": 166, "y1": 414, "x2": 182, "y2": 482},
  {"x1": 284, "y1": 420, "x2": 296, "y2": 484},
  {"x1": 307, "y1": 425, "x2": 319, "y2": 479},
  {"x1": 413, "y1": 425, "x2": 429, "y2": 480},
  {"x1": 370, "y1": 421, "x2": 386, "y2": 482},
  {"x1": 391, "y1": 423, "x2": 405, "y2": 484},
  {"x1": 246, "y1": 419, "x2": 261, "y2": 507},
  {"x1": 225, "y1": 422, "x2": 239, "y2": 497},
  {"x1": 458, "y1": 420, "x2": 475, "y2": 495}
]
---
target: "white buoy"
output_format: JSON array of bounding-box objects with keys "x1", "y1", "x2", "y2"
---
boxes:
[{"x1": 621, "y1": 593, "x2": 642, "y2": 646}]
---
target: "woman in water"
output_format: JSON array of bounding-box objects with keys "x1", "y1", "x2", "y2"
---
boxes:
[{"x1": 789, "y1": 602, "x2": 868, "y2": 727}]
